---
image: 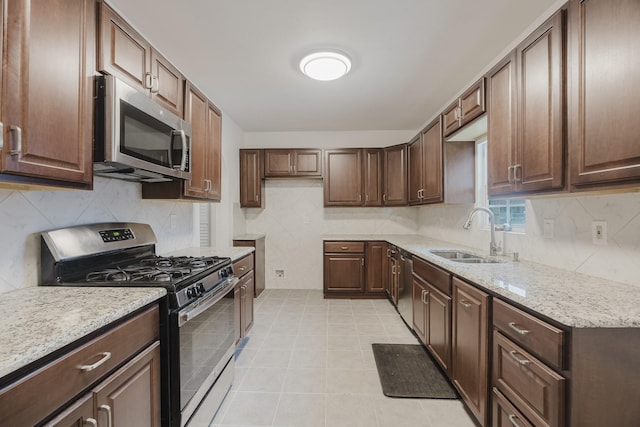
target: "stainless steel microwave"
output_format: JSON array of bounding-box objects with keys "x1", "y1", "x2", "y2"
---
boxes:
[{"x1": 93, "y1": 75, "x2": 192, "y2": 182}]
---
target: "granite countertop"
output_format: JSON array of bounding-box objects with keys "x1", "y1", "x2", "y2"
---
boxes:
[
  {"x1": 162, "y1": 246, "x2": 254, "y2": 262},
  {"x1": 323, "y1": 234, "x2": 640, "y2": 328},
  {"x1": 233, "y1": 233, "x2": 266, "y2": 240},
  {"x1": 0, "y1": 286, "x2": 166, "y2": 381}
]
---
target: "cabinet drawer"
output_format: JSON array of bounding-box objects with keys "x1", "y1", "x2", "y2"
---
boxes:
[
  {"x1": 492, "y1": 387, "x2": 534, "y2": 427},
  {"x1": 0, "y1": 306, "x2": 159, "y2": 426},
  {"x1": 413, "y1": 256, "x2": 451, "y2": 295},
  {"x1": 493, "y1": 331, "x2": 565, "y2": 427},
  {"x1": 324, "y1": 241, "x2": 365, "y2": 253},
  {"x1": 233, "y1": 253, "x2": 254, "y2": 277},
  {"x1": 493, "y1": 299, "x2": 565, "y2": 369}
]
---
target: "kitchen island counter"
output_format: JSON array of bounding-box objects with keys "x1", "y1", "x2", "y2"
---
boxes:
[
  {"x1": 324, "y1": 234, "x2": 640, "y2": 328},
  {"x1": 0, "y1": 286, "x2": 166, "y2": 381}
]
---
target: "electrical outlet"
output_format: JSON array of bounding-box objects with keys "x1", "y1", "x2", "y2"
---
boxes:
[
  {"x1": 303, "y1": 215, "x2": 310, "y2": 224},
  {"x1": 592, "y1": 221, "x2": 607, "y2": 245},
  {"x1": 275, "y1": 269, "x2": 285, "y2": 278},
  {"x1": 543, "y1": 219, "x2": 554, "y2": 239}
]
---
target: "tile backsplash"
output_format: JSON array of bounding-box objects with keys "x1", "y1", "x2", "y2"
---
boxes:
[{"x1": 0, "y1": 177, "x2": 195, "y2": 293}]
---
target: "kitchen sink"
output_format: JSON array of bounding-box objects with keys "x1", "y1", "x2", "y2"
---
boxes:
[{"x1": 429, "y1": 249, "x2": 502, "y2": 264}]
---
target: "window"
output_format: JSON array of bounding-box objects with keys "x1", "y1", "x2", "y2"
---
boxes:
[{"x1": 475, "y1": 140, "x2": 526, "y2": 231}]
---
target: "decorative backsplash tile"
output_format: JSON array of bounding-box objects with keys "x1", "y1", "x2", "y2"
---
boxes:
[{"x1": 0, "y1": 177, "x2": 194, "y2": 293}]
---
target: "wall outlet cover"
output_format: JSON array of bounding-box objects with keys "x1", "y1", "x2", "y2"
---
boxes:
[
  {"x1": 275, "y1": 269, "x2": 285, "y2": 278},
  {"x1": 543, "y1": 219, "x2": 554, "y2": 239},
  {"x1": 592, "y1": 221, "x2": 607, "y2": 245}
]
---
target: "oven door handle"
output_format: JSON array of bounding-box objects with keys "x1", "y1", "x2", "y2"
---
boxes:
[{"x1": 178, "y1": 277, "x2": 238, "y2": 327}]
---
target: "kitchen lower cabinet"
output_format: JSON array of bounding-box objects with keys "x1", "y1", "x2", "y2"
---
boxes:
[
  {"x1": 0, "y1": 305, "x2": 161, "y2": 426},
  {"x1": 387, "y1": 246, "x2": 400, "y2": 305},
  {"x1": 324, "y1": 241, "x2": 388, "y2": 298},
  {"x1": 365, "y1": 241, "x2": 388, "y2": 294},
  {"x1": 412, "y1": 257, "x2": 452, "y2": 374},
  {"x1": 233, "y1": 236, "x2": 266, "y2": 297},
  {"x1": 234, "y1": 253, "x2": 255, "y2": 343},
  {"x1": 0, "y1": 0, "x2": 95, "y2": 189},
  {"x1": 452, "y1": 277, "x2": 490, "y2": 427}
]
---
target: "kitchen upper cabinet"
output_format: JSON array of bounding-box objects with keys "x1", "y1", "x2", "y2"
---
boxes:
[
  {"x1": 452, "y1": 277, "x2": 490, "y2": 427},
  {"x1": 443, "y1": 78, "x2": 486, "y2": 138},
  {"x1": 0, "y1": 0, "x2": 95, "y2": 188},
  {"x1": 383, "y1": 144, "x2": 408, "y2": 205},
  {"x1": 324, "y1": 149, "x2": 363, "y2": 206},
  {"x1": 239, "y1": 149, "x2": 264, "y2": 208},
  {"x1": 408, "y1": 118, "x2": 474, "y2": 205},
  {"x1": 99, "y1": 2, "x2": 184, "y2": 117},
  {"x1": 324, "y1": 148, "x2": 383, "y2": 207},
  {"x1": 142, "y1": 83, "x2": 222, "y2": 201},
  {"x1": 487, "y1": 9, "x2": 565, "y2": 196},
  {"x1": 568, "y1": 0, "x2": 640, "y2": 189},
  {"x1": 264, "y1": 149, "x2": 322, "y2": 178},
  {"x1": 364, "y1": 149, "x2": 383, "y2": 206}
]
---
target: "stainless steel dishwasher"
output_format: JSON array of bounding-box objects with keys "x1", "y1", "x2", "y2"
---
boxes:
[{"x1": 397, "y1": 249, "x2": 413, "y2": 327}]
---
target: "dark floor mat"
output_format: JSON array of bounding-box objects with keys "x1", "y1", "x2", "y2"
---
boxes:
[{"x1": 372, "y1": 343, "x2": 458, "y2": 399}]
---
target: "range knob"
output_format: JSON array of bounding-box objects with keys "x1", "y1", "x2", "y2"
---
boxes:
[
  {"x1": 220, "y1": 269, "x2": 228, "y2": 278},
  {"x1": 186, "y1": 287, "x2": 196, "y2": 299},
  {"x1": 197, "y1": 283, "x2": 205, "y2": 294}
]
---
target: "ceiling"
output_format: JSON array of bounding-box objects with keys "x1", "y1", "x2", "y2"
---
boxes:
[{"x1": 108, "y1": 0, "x2": 559, "y2": 133}]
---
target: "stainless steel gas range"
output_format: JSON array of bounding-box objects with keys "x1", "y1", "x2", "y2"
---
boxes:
[{"x1": 40, "y1": 222, "x2": 237, "y2": 427}]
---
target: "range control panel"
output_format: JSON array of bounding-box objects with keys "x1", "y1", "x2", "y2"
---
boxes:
[{"x1": 99, "y1": 228, "x2": 134, "y2": 242}]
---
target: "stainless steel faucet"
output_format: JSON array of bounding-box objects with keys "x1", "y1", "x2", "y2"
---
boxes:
[{"x1": 463, "y1": 207, "x2": 500, "y2": 256}]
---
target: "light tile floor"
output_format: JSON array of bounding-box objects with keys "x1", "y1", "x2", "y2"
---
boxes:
[{"x1": 209, "y1": 289, "x2": 476, "y2": 427}]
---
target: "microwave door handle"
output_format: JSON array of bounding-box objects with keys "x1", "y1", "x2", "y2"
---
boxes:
[{"x1": 172, "y1": 129, "x2": 188, "y2": 171}]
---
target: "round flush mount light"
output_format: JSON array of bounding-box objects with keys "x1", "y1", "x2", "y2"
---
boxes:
[{"x1": 299, "y1": 51, "x2": 352, "y2": 81}]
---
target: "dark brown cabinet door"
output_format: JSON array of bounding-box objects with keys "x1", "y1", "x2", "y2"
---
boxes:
[
  {"x1": 487, "y1": 52, "x2": 518, "y2": 196},
  {"x1": 240, "y1": 149, "x2": 263, "y2": 207},
  {"x1": 412, "y1": 274, "x2": 428, "y2": 344},
  {"x1": 99, "y1": 2, "x2": 150, "y2": 91},
  {"x1": 324, "y1": 149, "x2": 363, "y2": 206},
  {"x1": 364, "y1": 149, "x2": 383, "y2": 206},
  {"x1": 517, "y1": 10, "x2": 564, "y2": 193},
  {"x1": 487, "y1": 10, "x2": 565, "y2": 196},
  {"x1": 294, "y1": 149, "x2": 322, "y2": 176},
  {"x1": 383, "y1": 144, "x2": 407, "y2": 205},
  {"x1": 264, "y1": 150, "x2": 294, "y2": 176},
  {"x1": 421, "y1": 118, "x2": 444, "y2": 203},
  {"x1": 324, "y1": 254, "x2": 364, "y2": 293},
  {"x1": 150, "y1": 49, "x2": 184, "y2": 117},
  {"x1": 426, "y1": 284, "x2": 451, "y2": 373},
  {"x1": 184, "y1": 82, "x2": 209, "y2": 198},
  {"x1": 407, "y1": 135, "x2": 423, "y2": 205},
  {"x1": 239, "y1": 271, "x2": 255, "y2": 335},
  {"x1": 452, "y1": 277, "x2": 489, "y2": 427},
  {"x1": 492, "y1": 388, "x2": 534, "y2": 427},
  {"x1": 365, "y1": 242, "x2": 387, "y2": 293},
  {"x1": 44, "y1": 393, "x2": 95, "y2": 427},
  {"x1": 207, "y1": 103, "x2": 222, "y2": 200},
  {"x1": 265, "y1": 149, "x2": 322, "y2": 177},
  {"x1": 93, "y1": 342, "x2": 161, "y2": 427},
  {"x1": 442, "y1": 101, "x2": 461, "y2": 137},
  {"x1": 1, "y1": 0, "x2": 94, "y2": 186},
  {"x1": 234, "y1": 283, "x2": 242, "y2": 344},
  {"x1": 568, "y1": 0, "x2": 640, "y2": 188},
  {"x1": 460, "y1": 79, "x2": 486, "y2": 128}
]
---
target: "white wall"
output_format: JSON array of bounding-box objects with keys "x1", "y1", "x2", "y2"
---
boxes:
[{"x1": 0, "y1": 178, "x2": 195, "y2": 293}]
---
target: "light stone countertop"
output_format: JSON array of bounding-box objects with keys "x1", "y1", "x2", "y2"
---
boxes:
[
  {"x1": 162, "y1": 246, "x2": 254, "y2": 261},
  {"x1": 0, "y1": 286, "x2": 166, "y2": 381},
  {"x1": 233, "y1": 234, "x2": 266, "y2": 241},
  {"x1": 324, "y1": 234, "x2": 640, "y2": 328}
]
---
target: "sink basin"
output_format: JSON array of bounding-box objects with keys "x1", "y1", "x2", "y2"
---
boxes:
[
  {"x1": 429, "y1": 249, "x2": 502, "y2": 264},
  {"x1": 429, "y1": 250, "x2": 479, "y2": 260}
]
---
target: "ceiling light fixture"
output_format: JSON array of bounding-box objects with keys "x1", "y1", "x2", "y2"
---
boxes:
[{"x1": 299, "y1": 51, "x2": 352, "y2": 81}]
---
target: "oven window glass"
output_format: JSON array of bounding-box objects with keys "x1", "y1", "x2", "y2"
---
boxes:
[
  {"x1": 179, "y1": 288, "x2": 235, "y2": 410},
  {"x1": 120, "y1": 100, "x2": 180, "y2": 168}
]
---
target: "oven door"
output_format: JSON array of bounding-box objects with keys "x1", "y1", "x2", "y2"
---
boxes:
[{"x1": 177, "y1": 277, "x2": 237, "y2": 426}]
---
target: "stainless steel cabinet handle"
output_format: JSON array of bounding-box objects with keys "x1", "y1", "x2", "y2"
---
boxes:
[
  {"x1": 386, "y1": 248, "x2": 391, "y2": 257},
  {"x1": 508, "y1": 414, "x2": 525, "y2": 427},
  {"x1": 84, "y1": 418, "x2": 98, "y2": 427},
  {"x1": 204, "y1": 179, "x2": 212, "y2": 192},
  {"x1": 422, "y1": 289, "x2": 429, "y2": 304},
  {"x1": 340, "y1": 246, "x2": 349, "y2": 250},
  {"x1": 458, "y1": 299, "x2": 472, "y2": 308},
  {"x1": 239, "y1": 266, "x2": 246, "y2": 271},
  {"x1": 77, "y1": 352, "x2": 111, "y2": 371},
  {"x1": 99, "y1": 404, "x2": 113, "y2": 427},
  {"x1": 454, "y1": 107, "x2": 461, "y2": 121},
  {"x1": 361, "y1": 258, "x2": 364, "y2": 267},
  {"x1": 9, "y1": 126, "x2": 21, "y2": 156},
  {"x1": 383, "y1": 194, "x2": 387, "y2": 202},
  {"x1": 255, "y1": 194, "x2": 259, "y2": 202},
  {"x1": 144, "y1": 72, "x2": 153, "y2": 90},
  {"x1": 514, "y1": 164, "x2": 522, "y2": 183},
  {"x1": 359, "y1": 194, "x2": 362, "y2": 202},
  {"x1": 508, "y1": 322, "x2": 531, "y2": 335},
  {"x1": 507, "y1": 165, "x2": 515, "y2": 184},
  {"x1": 509, "y1": 350, "x2": 531, "y2": 366},
  {"x1": 0, "y1": 122, "x2": 3, "y2": 151},
  {"x1": 151, "y1": 75, "x2": 159, "y2": 93}
]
